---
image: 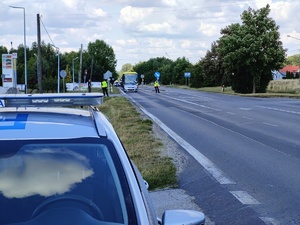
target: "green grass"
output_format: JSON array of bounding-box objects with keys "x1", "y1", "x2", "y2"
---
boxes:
[
  {"x1": 169, "y1": 80, "x2": 300, "y2": 98},
  {"x1": 99, "y1": 96, "x2": 177, "y2": 190},
  {"x1": 267, "y1": 79, "x2": 300, "y2": 95}
]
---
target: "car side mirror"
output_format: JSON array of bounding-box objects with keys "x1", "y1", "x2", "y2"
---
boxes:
[
  {"x1": 144, "y1": 180, "x2": 149, "y2": 190},
  {"x1": 161, "y1": 209, "x2": 205, "y2": 225}
]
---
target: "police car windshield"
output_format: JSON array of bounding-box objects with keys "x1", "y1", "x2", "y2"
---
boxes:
[{"x1": 0, "y1": 138, "x2": 135, "y2": 225}]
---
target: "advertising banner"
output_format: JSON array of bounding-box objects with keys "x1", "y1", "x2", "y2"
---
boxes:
[{"x1": 2, "y1": 54, "x2": 17, "y2": 88}]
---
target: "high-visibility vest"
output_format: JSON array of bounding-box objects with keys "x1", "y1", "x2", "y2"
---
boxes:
[
  {"x1": 102, "y1": 81, "x2": 107, "y2": 88},
  {"x1": 154, "y1": 81, "x2": 159, "y2": 87}
]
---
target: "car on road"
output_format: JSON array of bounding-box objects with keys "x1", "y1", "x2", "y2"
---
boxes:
[{"x1": 0, "y1": 93, "x2": 205, "y2": 225}]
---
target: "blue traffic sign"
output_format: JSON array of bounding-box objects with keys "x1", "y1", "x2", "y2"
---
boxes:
[
  {"x1": 184, "y1": 72, "x2": 191, "y2": 78},
  {"x1": 154, "y1": 71, "x2": 160, "y2": 79}
]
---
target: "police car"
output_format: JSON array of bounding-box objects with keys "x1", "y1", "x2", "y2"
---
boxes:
[{"x1": 0, "y1": 93, "x2": 205, "y2": 225}]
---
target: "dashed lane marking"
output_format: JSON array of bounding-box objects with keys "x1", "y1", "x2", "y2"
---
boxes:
[{"x1": 230, "y1": 191, "x2": 260, "y2": 204}]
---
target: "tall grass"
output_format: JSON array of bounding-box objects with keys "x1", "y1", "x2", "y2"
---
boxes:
[
  {"x1": 267, "y1": 79, "x2": 300, "y2": 94},
  {"x1": 99, "y1": 97, "x2": 177, "y2": 190}
]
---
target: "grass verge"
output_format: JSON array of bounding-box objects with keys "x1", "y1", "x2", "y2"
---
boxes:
[{"x1": 99, "y1": 96, "x2": 177, "y2": 190}]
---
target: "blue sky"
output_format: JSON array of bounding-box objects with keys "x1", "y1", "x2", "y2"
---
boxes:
[{"x1": 1, "y1": 0, "x2": 300, "y2": 71}]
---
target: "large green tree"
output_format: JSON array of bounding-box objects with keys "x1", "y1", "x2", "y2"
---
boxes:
[
  {"x1": 190, "y1": 60, "x2": 204, "y2": 88},
  {"x1": 285, "y1": 54, "x2": 300, "y2": 66},
  {"x1": 218, "y1": 4, "x2": 286, "y2": 93},
  {"x1": 202, "y1": 41, "x2": 228, "y2": 87},
  {"x1": 171, "y1": 57, "x2": 193, "y2": 85},
  {"x1": 87, "y1": 39, "x2": 117, "y2": 82}
]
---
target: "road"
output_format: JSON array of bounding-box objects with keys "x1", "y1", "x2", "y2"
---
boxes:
[{"x1": 122, "y1": 85, "x2": 300, "y2": 225}]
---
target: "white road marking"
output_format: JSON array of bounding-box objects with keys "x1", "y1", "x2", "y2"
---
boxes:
[
  {"x1": 238, "y1": 107, "x2": 252, "y2": 110},
  {"x1": 242, "y1": 116, "x2": 253, "y2": 120},
  {"x1": 260, "y1": 217, "x2": 281, "y2": 225},
  {"x1": 164, "y1": 95, "x2": 222, "y2": 112},
  {"x1": 263, "y1": 122, "x2": 278, "y2": 127},
  {"x1": 137, "y1": 104, "x2": 235, "y2": 185},
  {"x1": 259, "y1": 106, "x2": 300, "y2": 115},
  {"x1": 227, "y1": 112, "x2": 235, "y2": 115},
  {"x1": 230, "y1": 191, "x2": 260, "y2": 204}
]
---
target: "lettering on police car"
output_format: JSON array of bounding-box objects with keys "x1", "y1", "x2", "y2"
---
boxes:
[
  {"x1": 0, "y1": 100, "x2": 5, "y2": 107},
  {"x1": 0, "y1": 114, "x2": 28, "y2": 130}
]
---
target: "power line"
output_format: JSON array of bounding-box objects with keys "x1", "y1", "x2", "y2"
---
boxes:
[{"x1": 39, "y1": 15, "x2": 55, "y2": 46}]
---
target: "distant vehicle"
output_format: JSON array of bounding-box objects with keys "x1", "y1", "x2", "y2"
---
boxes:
[
  {"x1": 0, "y1": 93, "x2": 205, "y2": 225},
  {"x1": 114, "y1": 80, "x2": 120, "y2": 87},
  {"x1": 122, "y1": 72, "x2": 138, "y2": 92}
]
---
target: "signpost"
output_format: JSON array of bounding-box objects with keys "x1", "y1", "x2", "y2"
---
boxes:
[
  {"x1": 84, "y1": 69, "x2": 87, "y2": 83},
  {"x1": 184, "y1": 72, "x2": 191, "y2": 86},
  {"x1": 140, "y1": 74, "x2": 144, "y2": 86},
  {"x1": 154, "y1": 71, "x2": 160, "y2": 79},
  {"x1": 60, "y1": 70, "x2": 67, "y2": 93},
  {"x1": 104, "y1": 70, "x2": 112, "y2": 92}
]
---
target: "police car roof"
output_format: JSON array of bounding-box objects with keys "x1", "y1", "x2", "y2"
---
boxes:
[{"x1": 0, "y1": 93, "x2": 107, "y2": 140}]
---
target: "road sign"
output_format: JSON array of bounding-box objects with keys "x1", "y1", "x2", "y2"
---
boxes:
[
  {"x1": 104, "y1": 70, "x2": 112, "y2": 80},
  {"x1": 60, "y1": 70, "x2": 67, "y2": 78},
  {"x1": 154, "y1": 71, "x2": 160, "y2": 79},
  {"x1": 140, "y1": 74, "x2": 144, "y2": 78},
  {"x1": 184, "y1": 72, "x2": 191, "y2": 78}
]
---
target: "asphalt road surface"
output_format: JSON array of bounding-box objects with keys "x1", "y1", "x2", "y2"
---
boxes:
[{"x1": 123, "y1": 85, "x2": 300, "y2": 225}]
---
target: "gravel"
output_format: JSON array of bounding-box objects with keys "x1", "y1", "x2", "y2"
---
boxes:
[{"x1": 149, "y1": 123, "x2": 215, "y2": 224}]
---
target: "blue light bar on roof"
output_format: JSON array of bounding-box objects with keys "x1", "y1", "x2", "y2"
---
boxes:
[{"x1": 0, "y1": 93, "x2": 103, "y2": 108}]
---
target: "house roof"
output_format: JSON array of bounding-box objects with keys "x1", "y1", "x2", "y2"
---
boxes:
[{"x1": 279, "y1": 65, "x2": 299, "y2": 73}]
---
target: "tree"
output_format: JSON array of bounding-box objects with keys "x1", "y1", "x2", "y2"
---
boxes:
[
  {"x1": 119, "y1": 63, "x2": 134, "y2": 80},
  {"x1": 87, "y1": 39, "x2": 117, "y2": 81},
  {"x1": 218, "y1": 4, "x2": 286, "y2": 93},
  {"x1": 285, "y1": 54, "x2": 300, "y2": 66},
  {"x1": 190, "y1": 60, "x2": 204, "y2": 88},
  {"x1": 202, "y1": 42, "x2": 227, "y2": 87},
  {"x1": 133, "y1": 61, "x2": 153, "y2": 84},
  {"x1": 171, "y1": 57, "x2": 193, "y2": 85}
]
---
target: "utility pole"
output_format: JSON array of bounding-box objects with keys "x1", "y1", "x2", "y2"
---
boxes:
[
  {"x1": 90, "y1": 56, "x2": 94, "y2": 80},
  {"x1": 37, "y1": 14, "x2": 42, "y2": 93},
  {"x1": 79, "y1": 44, "x2": 83, "y2": 83}
]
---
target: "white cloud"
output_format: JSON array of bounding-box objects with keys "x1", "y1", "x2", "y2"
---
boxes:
[
  {"x1": 255, "y1": 0, "x2": 272, "y2": 9},
  {"x1": 180, "y1": 40, "x2": 192, "y2": 49},
  {"x1": 162, "y1": 0, "x2": 177, "y2": 7},
  {"x1": 198, "y1": 22, "x2": 219, "y2": 37},
  {"x1": 119, "y1": 6, "x2": 150, "y2": 26},
  {"x1": 139, "y1": 22, "x2": 172, "y2": 33},
  {"x1": 0, "y1": 0, "x2": 299, "y2": 70},
  {"x1": 94, "y1": 8, "x2": 108, "y2": 17}
]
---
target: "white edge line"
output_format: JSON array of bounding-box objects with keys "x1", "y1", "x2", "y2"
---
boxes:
[{"x1": 139, "y1": 105, "x2": 235, "y2": 185}]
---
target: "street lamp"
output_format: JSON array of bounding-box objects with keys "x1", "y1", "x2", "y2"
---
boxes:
[
  {"x1": 287, "y1": 35, "x2": 300, "y2": 41},
  {"x1": 9, "y1": 6, "x2": 27, "y2": 94},
  {"x1": 51, "y1": 44, "x2": 60, "y2": 93},
  {"x1": 72, "y1": 57, "x2": 79, "y2": 85}
]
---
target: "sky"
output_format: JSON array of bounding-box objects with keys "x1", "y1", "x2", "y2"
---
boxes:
[{"x1": 1, "y1": 0, "x2": 300, "y2": 71}]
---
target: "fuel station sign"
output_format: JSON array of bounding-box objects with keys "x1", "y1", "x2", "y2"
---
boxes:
[{"x1": 2, "y1": 54, "x2": 17, "y2": 88}]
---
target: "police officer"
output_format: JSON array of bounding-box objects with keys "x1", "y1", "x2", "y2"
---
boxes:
[
  {"x1": 154, "y1": 80, "x2": 160, "y2": 93},
  {"x1": 101, "y1": 79, "x2": 109, "y2": 97}
]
